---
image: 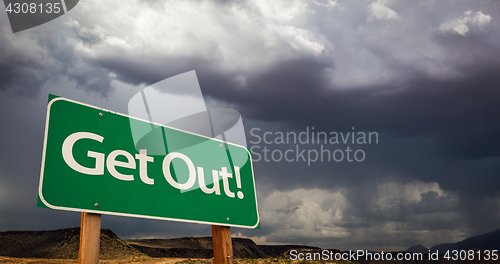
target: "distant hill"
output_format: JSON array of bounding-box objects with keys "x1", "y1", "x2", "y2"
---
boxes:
[
  {"x1": 126, "y1": 237, "x2": 214, "y2": 259},
  {"x1": 430, "y1": 229, "x2": 500, "y2": 253},
  {"x1": 405, "y1": 244, "x2": 429, "y2": 254},
  {"x1": 127, "y1": 237, "x2": 269, "y2": 258},
  {"x1": 259, "y1": 245, "x2": 323, "y2": 258},
  {"x1": 0, "y1": 227, "x2": 147, "y2": 259},
  {"x1": 0, "y1": 228, "x2": 319, "y2": 259},
  {"x1": 126, "y1": 237, "x2": 319, "y2": 258}
]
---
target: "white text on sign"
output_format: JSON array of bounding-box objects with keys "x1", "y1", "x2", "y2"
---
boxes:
[{"x1": 61, "y1": 132, "x2": 244, "y2": 199}]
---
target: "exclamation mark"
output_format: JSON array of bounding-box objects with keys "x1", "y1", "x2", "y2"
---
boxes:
[{"x1": 235, "y1": 166, "x2": 244, "y2": 199}]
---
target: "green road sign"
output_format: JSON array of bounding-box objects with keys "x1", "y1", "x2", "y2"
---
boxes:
[{"x1": 38, "y1": 96, "x2": 259, "y2": 228}]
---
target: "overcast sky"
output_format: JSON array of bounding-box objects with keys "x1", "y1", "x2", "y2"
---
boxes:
[{"x1": 1, "y1": 0, "x2": 500, "y2": 252}]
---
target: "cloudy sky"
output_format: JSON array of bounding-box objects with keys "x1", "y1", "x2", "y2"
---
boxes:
[{"x1": 1, "y1": 0, "x2": 500, "y2": 252}]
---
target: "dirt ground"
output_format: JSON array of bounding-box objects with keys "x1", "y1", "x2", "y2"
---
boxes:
[
  {"x1": 0, "y1": 257, "x2": 349, "y2": 264},
  {"x1": 0, "y1": 257, "x2": 184, "y2": 264}
]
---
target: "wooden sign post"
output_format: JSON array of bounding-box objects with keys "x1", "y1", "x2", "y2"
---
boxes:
[
  {"x1": 79, "y1": 212, "x2": 102, "y2": 264},
  {"x1": 212, "y1": 225, "x2": 234, "y2": 264}
]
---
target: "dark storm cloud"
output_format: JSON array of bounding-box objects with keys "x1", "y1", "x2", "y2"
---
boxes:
[
  {"x1": 0, "y1": 13, "x2": 114, "y2": 98},
  {"x1": 67, "y1": 65, "x2": 114, "y2": 95},
  {"x1": 217, "y1": 52, "x2": 500, "y2": 199},
  {"x1": 341, "y1": 186, "x2": 458, "y2": 224},
  {"x1": 0, "y1": 30, "x2": 61, "y2": 98},
  {"x1": 198, "y1": 54, "x2": 500, "y2": 160}
]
